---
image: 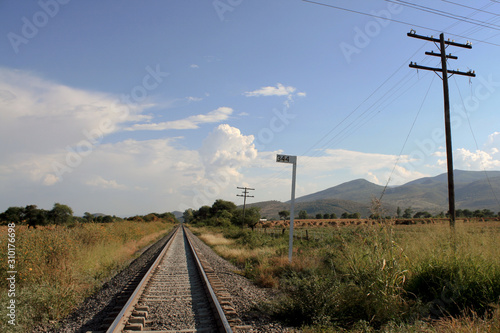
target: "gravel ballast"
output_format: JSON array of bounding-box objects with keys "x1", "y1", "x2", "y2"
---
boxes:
[{"x1": 32, "y1": 225, "x2": 297, "y2": 333}]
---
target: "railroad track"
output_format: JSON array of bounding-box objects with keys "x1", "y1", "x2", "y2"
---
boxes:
[{"x1": 104, "y1": 224, "x2": 245, "y2": 333}]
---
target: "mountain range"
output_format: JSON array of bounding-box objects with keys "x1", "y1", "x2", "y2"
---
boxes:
[{"x1": 247, "y1": 170, "x2": 500, "y2": 219}]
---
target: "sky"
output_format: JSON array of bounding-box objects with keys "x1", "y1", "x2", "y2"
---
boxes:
[{"x1": 1, "y1": 0, "x2": 500, "y2": 216}]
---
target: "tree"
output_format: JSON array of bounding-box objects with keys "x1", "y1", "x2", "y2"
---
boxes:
[
  {"x1": 157, "y1": 212, "x2": 176, "y2": 223},
  {"x1": 83, "y1": 212, "x2": 94, "y2": 223},
  {"x1": 323, "y1": 213, "x2": 330, "y2": 219},
  {"x1": 481, "y1": 209, "x2": 495, "y2": 218},
  {"x1": 49, "y1": 203, "x2": 73, "y2": 225},
  {"x1": 462, "y1": 209, "x2": 473, "y2": 218},
  {"x1": 194, "y1": 205, "x2": 211, "y2": 221},
  {"x1": 330, "y1": 213, "x2": 337, "y2": 219},
  {"x1": 298, "y1": 210, "x2": 308, "y2": 219},
  {"x1": 413, "y1": 211, "x2": 432, "y2": 219},
  {"x1": 278, "y1": 210, "x2": 290, "y2": 221},
  {"x1": 182, "y1": 208, "x2": 194, "y2": 223},
  {"x1": 24, "y1": 205, "x2": 48, "y2": 228},
  {"x1": 351, "y1": 212, "x2": 361, "y2": 219},
  {"x1": 316, "y1": 213, "x2": 322, "y2": 219},
  {"x1": 102, "y1": 215, "x2": 113, "y2": 223},
  {"x1": 402, "y1": 207, "x2": 413, "y2": 219},
  {"x1": 239, "y1": 207, "x2": 261, "y2": 230},
  {"x1": 396, "y1": 206, "x2": 401, "y2": 218},
  {"x1": 341, "y1": 212, "x2": 348, "y2": 219},
  {"x1": 0, "y1": 206, "x2": 25, "y2": 225},
  {"x1": 210, "y1": 199, "x2": 237, "y2": 217},
  {"x1": 473, "y1": 209, "x2": 485, "y2": 217}
]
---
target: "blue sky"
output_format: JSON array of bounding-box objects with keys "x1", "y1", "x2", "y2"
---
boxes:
[{"x1": 1, "y1": 0, "x2": 500, "y2": 216}]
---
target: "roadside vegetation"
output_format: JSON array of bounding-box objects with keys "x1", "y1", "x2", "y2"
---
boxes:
[
  {"x1": 0, "y1": 204, "x2": 176, "y2": 333},
  {"x1": 187, "y1": 199, "x2": 500, "y2": 332}
]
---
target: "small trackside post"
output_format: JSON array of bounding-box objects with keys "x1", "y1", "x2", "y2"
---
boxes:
[{"x1": 276, "y1": 154, "x2": 297, "y2": 263}]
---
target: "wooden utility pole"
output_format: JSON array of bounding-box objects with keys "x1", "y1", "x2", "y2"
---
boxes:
[
  {"x1": 408, "y1": 31, "x2": 475, "y2": 228},
  {"x1": 237, "y1": 187, "x2": 254, "y2": 222}
]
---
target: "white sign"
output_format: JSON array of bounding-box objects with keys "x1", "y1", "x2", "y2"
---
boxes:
[
  {"x1": 276, "y1": 153, "x2": 297, "y2": 263},
  {"x1": 276, "y1": 154, "x2": 297, "y2": 164}
]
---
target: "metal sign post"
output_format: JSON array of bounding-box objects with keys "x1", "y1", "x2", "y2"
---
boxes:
[{"x1": 276, "y1": 154, "x2": 297, "y2": 263}]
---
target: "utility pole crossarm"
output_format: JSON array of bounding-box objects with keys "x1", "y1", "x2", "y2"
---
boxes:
[
  {"x1": 237, "y1": 187, "x2": 255, "y2": 225},
  {"x1": 407, "y1": 31, "x2": 475, "y2": 229},
  {"x1": 407, "y1": 31, "x2": 472, "y2": 48},
  {"x1": 425, "y1": 51, "x2": 457, "y2": 60},
  {"x1": 409, "y1": 63, "x2": 476, "y2": 77}
]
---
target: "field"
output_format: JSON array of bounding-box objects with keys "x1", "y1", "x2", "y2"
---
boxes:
[
  {"x1": 191, "y1": 220, "x2": 500, "y2": 332},
  {"x1": 0, "y1": 221, "x2": 174, "y2": 333}
]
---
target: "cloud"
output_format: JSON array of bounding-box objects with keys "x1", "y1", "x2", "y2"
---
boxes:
[
  {"x1": 0, "y1": 67, "x2": 146, "y2": 157},
  {"x1": 452, "y1": 148, "x2": 500, "y2": 170},
  {"x1": 244, "y1": 83, "x2": 297, "y2": 97},
  {"x1": 199, "y1": 124, "x2": 257, "y2": 180},
  {"x1": 244, "y1": 83, "x2": 306, "y2": 109},
  {"x1": 487, "y1": 132, "x2": 500, "y2": 155},
  {"x1": 366, "y1": 171, "x2": 380, "y2": 184},
  {"x1": 43, "y1": 173, "x2": 61, "y2": 186},
  {"x1": 297, "y1": 149, "x2": 428, "y2": 185},
  {"x1": 128, "y1": 107, "x2": 233, "y2": 131},
  {"x1": 190, "y1": 64, "x2": 199, "y2": 69},
  {"x1": 186, "y1": 96, "x2": 203, "y2": 102},
  {"x1": 86, "y1": 176, "x2": 127, "y2": 190}
]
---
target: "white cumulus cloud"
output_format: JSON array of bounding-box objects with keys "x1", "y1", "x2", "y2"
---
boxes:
[
  {"x1": 86, "y1": 176, "x2": 127, "y2": 190},
  {"x1": 453, "y1": 148, "x2": 500, "y2": 170},
  {"x1": 0, "y1": 67, "x2": 147, "y2": 157},
  {"x1": 128, "y1": 107, "x2": 233, "y2": 131},
  {"x1": 199, "y1": 124, "x2": 257, "y2": 180},
  {"x1": 244, "y1": 83, "x2": 297, "y2": 97}
]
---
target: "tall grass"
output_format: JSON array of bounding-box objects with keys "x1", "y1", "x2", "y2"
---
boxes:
[
  {"x1": 0, "y1": 221, "x2": 173, "y2": 332},
  {"x1": 193, "y1": 222, "x2": 500, "y2": 331}
]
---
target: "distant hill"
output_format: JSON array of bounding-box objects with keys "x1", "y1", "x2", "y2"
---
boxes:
[
  {"x1": 247, "y1": 170, "x2": 500, "y2": 218},
  {"x1": 294, "y1": 179, "x2": 384, "y2": 204},
  {"x1": 382, "y1": 170, "x2": 500, "y2": 212},
  {"x1": 172, "y1": 211, "x2": 183, "y2": 221},
  {"x1": 247, "y1": 199, "x2": 377, "y2": 220}
]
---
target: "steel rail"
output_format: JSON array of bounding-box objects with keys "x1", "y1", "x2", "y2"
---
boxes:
[
  {"x1": 185, "y1": 227, "x2": 233, "y2": 333},
  {"x1": 105, "y1": 225, "x2": 180, "y2": 333}
]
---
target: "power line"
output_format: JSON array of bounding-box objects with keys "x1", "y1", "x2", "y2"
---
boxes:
[
  {"x1": 452, "y1": 76, "x2": 500, "y2": 210},
  {"x1": 379, "y1": 75, "x2": 436, "y2": 202},
  {"x1": 253, "y1": 46, "x2": 429, "y2": 189},
  {"x1": 440, "y1": 0, "x2": 500, "y2": 18},
  {"x1": 383, "y1": 0, "x2": 500, "y2": 31},
  {"x1": 408, "y1": 31, "x2": 476, "y2": 228},
  {"x1": 301, "y1": 0, "x2": 500, "y2": 47}
]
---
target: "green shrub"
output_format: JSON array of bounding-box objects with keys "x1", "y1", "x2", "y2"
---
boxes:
[{"x1": 406, "y1": 256, "x2": 500, "y2": 317}]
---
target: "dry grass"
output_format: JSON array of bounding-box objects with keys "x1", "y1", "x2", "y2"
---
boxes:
[
  {"x1": 432, "y1": 306, "x2": 500, "y2": 333},
  {"x1": 0, "y1": 221, "x2": 174, "y2": 332},
  {"x1": 192, "y1": 222, "x2": 500, "y2": 331},
  {"x1": 198, "y1": 232, "x2": 234, "y2": 246}
]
